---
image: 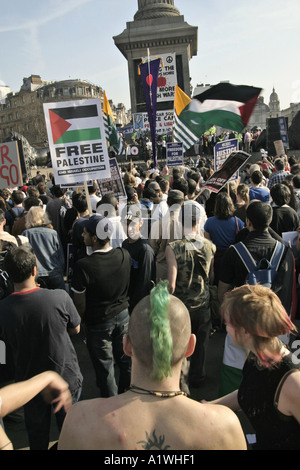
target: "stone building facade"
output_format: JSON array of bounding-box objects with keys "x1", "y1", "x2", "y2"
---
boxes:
[{"x1": 0, "y1": 75, "x2": 130, "y2": 149}]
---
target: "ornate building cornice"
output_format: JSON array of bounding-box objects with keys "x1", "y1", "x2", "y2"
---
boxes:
[{"x1": 134, "y1": 1, "x2": 180, "y2": 20}]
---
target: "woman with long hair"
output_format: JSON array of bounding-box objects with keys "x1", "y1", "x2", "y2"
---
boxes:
[
  {"x1": 204, "y1": 191, "x2": 244, "y2": 285},
  {"x1": 22, "y1": 206, "x2": 65, "y2": 289}
]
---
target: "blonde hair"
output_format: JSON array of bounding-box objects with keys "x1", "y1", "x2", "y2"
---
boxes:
[
  {"x1": 221, "y1": 284, "x2": 296, "y2": 367},
  {"x1": 25, "y1": 206, "x2": 51, "y2": 229},
  {"x1": 123, "y1": 172, "x2": 136, "y2": 187}
]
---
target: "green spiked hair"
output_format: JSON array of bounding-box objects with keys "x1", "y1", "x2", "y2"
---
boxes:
[{"x1": 149, "y1": 281, "x2": 173, "y2": 381}]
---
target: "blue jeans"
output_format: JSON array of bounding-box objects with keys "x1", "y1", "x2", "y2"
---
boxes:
[
  {"x1": 24, "y1": 386, "x2": 82, "y2": 450},
  {"x1": 86, "y1": 309, "x2": 131, "y2": 397}
]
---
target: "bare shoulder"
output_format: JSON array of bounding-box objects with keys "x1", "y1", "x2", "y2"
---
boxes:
[
  {"x1": 58, "y1": 398, "x2": 109, "y2": 450},
  {"x1": 190, "y1": 401, "x2": 247, "y2": 450}
]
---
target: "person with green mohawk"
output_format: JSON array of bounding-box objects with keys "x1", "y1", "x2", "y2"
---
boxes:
[{"x1": 58, "y1": 282, "x2": 246, "y2": 451}]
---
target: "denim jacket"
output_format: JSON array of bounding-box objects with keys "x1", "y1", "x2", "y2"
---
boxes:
[{"x1": 22, "y1": 226, "x2": 65, "y2": 276}]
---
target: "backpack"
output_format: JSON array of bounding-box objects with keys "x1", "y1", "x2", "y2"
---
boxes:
[{"x1": 232, "y1": 241, "x2": 285, "y2": 288}]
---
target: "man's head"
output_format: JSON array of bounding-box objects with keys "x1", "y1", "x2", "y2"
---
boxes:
[
  {"x1": 121, "y1": 203, "x2": 143, "y2": 241},
  {"x1": 187, "y1": 178, "x2": 197, "y2": 196},
  {"x1": 4, "y1": 245, "x2": 37, "y2": 284},
  {"x1": 82, "y1": 214, "x2": 113, "y2": 249},
  {"x1": 270, "y1": 183, "x2": 291, "y2": 207},
  {"x1": 251, "y1": 170, "x2": 263, "y2": 186},
  {"x1": 167, "y1": 190, "x2": 184, "y2": 210},
  {"x1": 147, "y1": 181, "x2": 162, "y2": 203},
  {"x1": 127, "y1": 281, "x2": 193, "y2": 381},
  {"x1": 274, "y1": 158, "x2": 285, "y2": 172},
  {"x1": 172, "y1": 178, "x2": 188, "y2": 198},
  {"x1": 180, "y1": 203, "x2": 201, "y2": 235},
  {"x1": 96, "y1": 194, "x2": 119, "y2": 217},
  {"x1": 11, "y1": 190, "x2": 25, "y2": 206},
  {"x1": 72, "y1": 192, "x2": 88, "y2": 214},
  {"x1": 246, "y1": 200, "x2": 273, "y2": 231}
]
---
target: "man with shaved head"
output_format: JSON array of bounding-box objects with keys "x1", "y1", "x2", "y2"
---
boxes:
[{"x1": 58, "y1": 282, "x2": 246, "y2": 450}]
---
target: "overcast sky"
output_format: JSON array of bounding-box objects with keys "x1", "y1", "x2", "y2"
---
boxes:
[{"x1": 1, "y1": 0, "x2": 300, "y2": 110}]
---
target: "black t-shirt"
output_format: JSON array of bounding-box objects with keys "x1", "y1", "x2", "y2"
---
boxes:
[
  {"x1": 0, "y1": 288, "x2": 82, "y2": 392},
  {"x1": 122, "y1": 238, "x2": 156, "y2": 313},
  {"x1": 270, "y1": 205, "x2": 300, "y2": 237},
  {"x1": 71, "y1": 247, "x2": 131, "y2": 326},
  {"x1": 219, "y1": 230, "x2": 295, "y2": 314}
]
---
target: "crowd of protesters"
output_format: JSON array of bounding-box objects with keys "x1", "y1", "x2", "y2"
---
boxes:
[{"x1": 0, "y1": 145, "x2": 300, "y2": 450}]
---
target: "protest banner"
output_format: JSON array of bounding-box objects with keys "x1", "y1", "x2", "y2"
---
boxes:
[
  {"x1": 97, "y1": 157, "x2": 126, "y2": 200},
  {"x1": 278, "y1": 116, "x2": 289, "y2": 149},
  {"x1": 274, "y1": 140, "x2": 285, "y2": 156},
  {"x1": 43, "y1": 99, "x2": 111, "y2": 185},
  {"x1": 142, "y1": 53, "x2": 177, "y2": 103},
  {"x1": 0, "y1": 141, "x2": 23, "y2": 190},
  {"x1": 214, "y1": 138, "x2": 239, "y2": 181},
  {"x1": 203, "y1": 151, "x2": 250, "y2": 193},
  {"x1": 166, "y1": 142, "x2": 183, "y2": 167},
  {"x1": 133, "y1": 110, "x2": 174, "y2": 136}
]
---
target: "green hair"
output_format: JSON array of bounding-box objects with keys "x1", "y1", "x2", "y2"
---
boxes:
[{"x1": 149, "y1": 281, "x2": 173, "y2": 381}]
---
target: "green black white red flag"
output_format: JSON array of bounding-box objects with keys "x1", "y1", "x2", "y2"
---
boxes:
[
  {"x1": 173, "y1": 83, "x2": 262, "y2": 152},
  {"x1": 43, "y1": 99, "x2": 111, "y2": 185},
  {"x1": 103, "y1": 91, "x2": 123, "y2": 155}
]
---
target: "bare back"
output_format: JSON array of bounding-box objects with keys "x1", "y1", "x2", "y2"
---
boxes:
[{"x1": 58, "y1": 392, "x2": 246, "y2": 450}]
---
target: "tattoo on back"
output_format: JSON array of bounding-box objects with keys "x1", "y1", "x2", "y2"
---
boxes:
[{"x1": 137, "y1": 430, "x2": 170, "y2": 450}]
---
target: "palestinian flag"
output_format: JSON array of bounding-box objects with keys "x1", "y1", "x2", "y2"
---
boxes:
[
  {"x1": 48, "y1": 103, "x2": 102, "y2": 144},
  {"x1": 103, "y1": 91, "x2": 123, "y2": 154},
  {"x1": 173, "y1": 83, "x2": 262, "y2": 152}
]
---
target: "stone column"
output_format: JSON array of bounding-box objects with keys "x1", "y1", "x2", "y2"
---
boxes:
[{"x1": 114, "y1": 1, "x2": 198, "y2": 113}]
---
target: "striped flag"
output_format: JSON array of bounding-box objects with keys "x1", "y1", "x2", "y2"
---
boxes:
[
  {"x1": 103, "y1": 91, "x2": 123, "y2": 154},
  {"x1": 48, "y1": 103, "x2": 101, "y2": 145},
  {"x1": 173, "y1": 86, "x2": 198, "y2": 152},
  {"x1": 173, "y1": 83, "x2": 262, "y2": 152}
]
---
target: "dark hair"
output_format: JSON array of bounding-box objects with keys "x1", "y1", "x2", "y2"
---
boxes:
[
  {"x1": 88, "y1": 181, "x2": 99, "y2": 194},
  {"x1": 187, "y1": 178, "x2": 197, "y2": 195},
  {"x1": 37, "y1": 181, "x2": 47, "y2": 194},
  {"x1": 270, "y1": 183, "x2": 291, "y2": 206},
  {"x1": 11, "y1": 190, "x2": 24, "y2": 205},
  {"x1": 282, "y1": 181, "x2": 297, "y2": 211},
  {"x1": 4, "y1": 245, "x2": 36, "y2": 283},
  {"x1": 188, "y1": 171, "x2": 201, "y2": 184},
  {"x1": 293, "y1": 175, "x2": 300, "y2": 189},
  {"x1": 251, "y1": 170, "x2": 263, "y2": 185},
  {"x1": 72, "y1": 192, "x2": 88, "y2": 213},
  {"x1": 0, "y1": 209, "x2": 5, "y2": 224},
  {"x1": 246, "y1": 201, "x2": 272, "y2": 230},
  {"x1": 158, "y1": 179, "x2": 169, "y2": 193},
  {"x1": 51, "y1": 185, "x2": 66, "y2": 198},
  {"x1": 274, "y1": 158, "x2": 284, "y2": 171},
  {"x1": 97, "y1": 194, "x2": 118, "y2": 217},
  {"x1": 172, "y1": 178, "x2": 188, "y2": 196},
  {"x1": 24, "y1": 197, "x2": 41, "y2": 212},
  {"x1": 214, "y1": 192, "x2": 235, "y2": 219},
  {"x1": 291, "y1": 163, "x2": 300, "y2": 175}
]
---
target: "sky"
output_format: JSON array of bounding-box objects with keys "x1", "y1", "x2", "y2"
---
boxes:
[{"x1": 1, "y1": 0, "x2": 300, "y2": 111}]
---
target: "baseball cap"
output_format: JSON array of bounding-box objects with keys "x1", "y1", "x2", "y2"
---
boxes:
[
  {"x1": 122, "y1": 203, "x2": 142, "y2": 222},
  {"x1": 167, "y1": 189, "x2": 184, "y2": 204},
  {"x1": 84, "y1": 215, "x2": 113, "y2": 239}
]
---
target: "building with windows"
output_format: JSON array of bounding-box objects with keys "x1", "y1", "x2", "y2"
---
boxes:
[{"x1": 0, "y1": 75, "x2": 130, "y2": 149}]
